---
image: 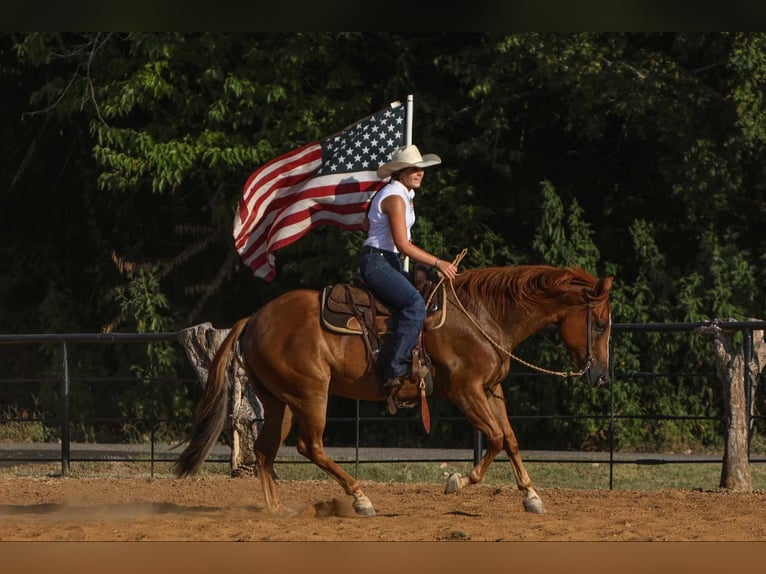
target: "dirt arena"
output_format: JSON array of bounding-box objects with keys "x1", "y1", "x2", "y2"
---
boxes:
[{"x1": 1, "y1": 472, "x2": 765, "y2": 542}]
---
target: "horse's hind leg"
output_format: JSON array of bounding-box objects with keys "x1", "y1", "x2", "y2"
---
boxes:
[
  {"x1": 250, "y1": 381, "x2": 292, "y2": 514},
  {"x1": 292, "y1": 402, "x2": 376, "y2": 517}
]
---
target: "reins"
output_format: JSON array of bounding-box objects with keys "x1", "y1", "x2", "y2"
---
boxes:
[{"x1": 431, "y1": 249, "x2": 594, "y2": 379}]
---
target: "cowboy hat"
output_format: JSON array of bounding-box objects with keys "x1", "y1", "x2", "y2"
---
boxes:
[{"x1": 376, "y1": 144, "x2": 442, "y2": 179}]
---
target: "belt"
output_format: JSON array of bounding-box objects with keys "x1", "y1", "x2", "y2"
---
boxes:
[{"x1": 362, "y1": 246, "x2": 404, "y2": 260}]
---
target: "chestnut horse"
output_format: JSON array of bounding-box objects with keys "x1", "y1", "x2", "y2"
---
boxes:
[{"x1": 174, "y1": 264, "x2": 613, "y2": 516}]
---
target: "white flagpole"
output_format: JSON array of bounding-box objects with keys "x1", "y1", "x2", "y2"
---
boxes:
[
  {"x1": 406, "y1": 94, "x2": 413, "y2": 145},
  {"x1": 404, "y1": 94, "x2": 414, "y2": 272}
]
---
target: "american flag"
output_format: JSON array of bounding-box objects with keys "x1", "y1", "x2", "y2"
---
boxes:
[{"x1": 233, "y1": 101, "x2": 407, "y2": 281}]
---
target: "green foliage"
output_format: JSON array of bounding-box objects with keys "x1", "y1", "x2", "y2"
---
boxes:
[
  {"x1": 728, "y1": 33, "x2": 766, "y2": 146},
  {"x1": 532, "y1": 180, "x2": 600, "y2": 272},
  {"x1": 112, "y1": 267, "x2": 170, "y2": 334},
  {"x1": 2, "y1": 33, "x2": 766, "y2": 453}
]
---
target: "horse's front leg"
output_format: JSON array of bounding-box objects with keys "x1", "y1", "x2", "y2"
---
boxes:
[
  {"x1": 487, "y1": 384, "x2": 544, "y2": 514},
  {"x1": 444, "y1": 384, "x2": 544, "y2": 514}
]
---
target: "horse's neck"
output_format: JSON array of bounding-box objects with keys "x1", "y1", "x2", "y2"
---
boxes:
[
  {"x1": 451, "y1": 271, "x2": 565, "y2": 347},
  {"x1": 469, "y1": 301, "x2": 559, "y2": 350}
]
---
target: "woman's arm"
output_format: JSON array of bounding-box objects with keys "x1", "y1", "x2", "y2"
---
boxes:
[{"x1": 381, "y1": 195, "x2": 458, "y2": 279}]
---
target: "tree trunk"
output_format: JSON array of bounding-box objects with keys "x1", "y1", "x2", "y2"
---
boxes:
[
  {"x1": 177, "y1": 322, "x2": 263, "y2": 477},
  {"x1": 698, "y1": 318, "x2": 766, "y2": 492}
]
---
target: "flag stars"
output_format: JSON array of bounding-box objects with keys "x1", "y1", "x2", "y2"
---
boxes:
[{"x1": 316, "y1": 105, "x2": 405, "y2": 176}]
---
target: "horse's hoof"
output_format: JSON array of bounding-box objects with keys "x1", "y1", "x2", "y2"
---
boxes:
[
  {"x1": 523, "y1": 496, "x2": 545, "y2": 514},
  {"x1": 354, "y1": 504, "x2": 376, "y2": 517},
  {"x1": 353, "y1": 502, "x2": 376, "y2": 517},
  {"x1": 353, "y1": 494, "x2": 376, "y2": 517},
  {"x1": 444, "y1": 472, "x2": 463, "y2": 494}
]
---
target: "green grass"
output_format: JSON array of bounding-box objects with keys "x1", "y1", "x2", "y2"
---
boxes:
[
  {"x1": 2, "y1": 409, "x2": 765, "y2": 491},
  {"x1": 259, "y1": 460, "x2": 766, "y2": 491},
  {"x1": 0, "y1": 407, "x2": 48, "y2": 442},
  {"x1": 8, "y1": 457, "x2": 756, "y2": 492},
  {"x1": 2, "y1": 456, "x2": 766, "y2": 493}
]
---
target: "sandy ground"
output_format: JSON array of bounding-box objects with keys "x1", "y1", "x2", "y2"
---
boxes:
[{"x1": 1, "y1": 472, "x2": 765, "y2": 542}]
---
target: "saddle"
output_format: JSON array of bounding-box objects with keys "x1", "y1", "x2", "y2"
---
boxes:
[
  {"x1": 322, "y1": 281, "x2": 397, "y2": 336},
  {"x1": 321, "y1": 263, "x2": 446, "y2": 348},
  {"x1": 320, "y1": 263, "x2": 447, "y2": 424}
]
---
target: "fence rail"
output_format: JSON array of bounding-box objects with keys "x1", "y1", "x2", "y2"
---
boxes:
[{"x1": 1, "y1": 320, "x2": 765, "y2": 488}]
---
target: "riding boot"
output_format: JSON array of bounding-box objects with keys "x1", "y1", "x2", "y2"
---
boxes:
[{"x1": 383, "y1": 377, "x2": 404, "y2": 415}]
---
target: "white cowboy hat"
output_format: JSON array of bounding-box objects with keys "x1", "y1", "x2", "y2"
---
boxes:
[{"x1": 376, "y1": 144, "x2": 442, "y2": 179}]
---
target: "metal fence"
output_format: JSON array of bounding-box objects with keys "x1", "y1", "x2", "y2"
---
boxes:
[{"x1": 1, "y1": 321, "x2": 765, "y2": 488}]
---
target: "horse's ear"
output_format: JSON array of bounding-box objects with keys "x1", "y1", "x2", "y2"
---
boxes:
[
  {"x1": 598, "y1": 276, "x2": 614, "y2": 295},
  {"x1": 587, "y1": 276, "x2": 614, "y2": 300}
]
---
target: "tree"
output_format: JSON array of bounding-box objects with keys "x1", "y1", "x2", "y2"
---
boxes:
[{"x1": 3, "y1": 32, "x2": 766, "y2": 451}]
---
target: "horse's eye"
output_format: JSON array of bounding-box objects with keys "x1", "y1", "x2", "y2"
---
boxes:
[{"x1": 593, "y1": 320, "x2": 609, "y2": 334}]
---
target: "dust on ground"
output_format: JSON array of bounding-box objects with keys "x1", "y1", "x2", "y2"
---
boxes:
[{"x1": 1, "y1": 471, "x2": 765, "y2": 541}]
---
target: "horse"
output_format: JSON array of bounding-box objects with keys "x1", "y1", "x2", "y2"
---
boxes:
[{"x1": 174, "y1": 264, "x2": 614, "y2": 516}]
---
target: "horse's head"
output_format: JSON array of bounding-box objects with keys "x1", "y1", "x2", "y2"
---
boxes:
[{"x1": 558, "y1": 275, "x2": 614, "y2": 387}]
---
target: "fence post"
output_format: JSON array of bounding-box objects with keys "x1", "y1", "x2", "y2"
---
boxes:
[
  {"x1": 178, "y1": 323, "x2": 264, "y2": 476},
  {"x1": 59, "y1": 341, "x2": 70, "y2": 476},
  {"x1": 698, "y1": 319, "x2": 766, "y2": 491},
  {"x1": 473, "y1": 428, "x2": 482, "y2": 466}
]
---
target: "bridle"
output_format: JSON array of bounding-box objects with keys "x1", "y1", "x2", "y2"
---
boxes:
[{"x1": 578, "y1": 302, "x2": 596, "y2": 376}]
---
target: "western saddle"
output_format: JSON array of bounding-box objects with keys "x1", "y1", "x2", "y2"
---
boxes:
[{"x1": 320, "y1": 264, "x2": 446, "y2": 418}]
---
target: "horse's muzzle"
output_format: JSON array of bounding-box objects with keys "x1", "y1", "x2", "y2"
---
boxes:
[
  {"x1": 594, "y1": 374, "x2": 609, "y2": 387},
  {"x1": 584, "y1": 367, "x2": 609, "y2": 387}
]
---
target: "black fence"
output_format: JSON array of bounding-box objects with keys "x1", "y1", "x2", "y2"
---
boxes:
[{"x1": 0, "y1": 321, "x2": 765, "y2": 488}]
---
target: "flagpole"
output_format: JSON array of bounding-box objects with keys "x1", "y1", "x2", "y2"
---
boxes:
[
  {"x1": 406, "y1": 94, "x2": 413, "y2": 145},
  {"x1": 403, "y1": 94, "x2": 414, "y2": 272}
]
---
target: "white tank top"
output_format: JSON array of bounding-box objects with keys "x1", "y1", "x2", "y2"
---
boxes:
[{"x1": 363, "y1": 180, "x2": 415, "y2": 253}]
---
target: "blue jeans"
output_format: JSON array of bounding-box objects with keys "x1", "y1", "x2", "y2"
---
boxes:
[{"x1": 360, "y1": 249, "x2": 426, "y2": 379}]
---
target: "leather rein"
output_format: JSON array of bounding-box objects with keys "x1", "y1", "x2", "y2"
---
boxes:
[{"x1": 436, "y1": 260, "x2": 597, "y2": 379}]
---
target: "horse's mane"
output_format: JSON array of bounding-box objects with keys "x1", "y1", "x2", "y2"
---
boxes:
[{"x1": 451, "y1": 265, "x2": 601, "y2": 317}]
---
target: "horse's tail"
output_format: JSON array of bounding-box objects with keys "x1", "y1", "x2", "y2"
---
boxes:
[{"x1": 173, "y1": 315, "x2": 251, "y2": 478}]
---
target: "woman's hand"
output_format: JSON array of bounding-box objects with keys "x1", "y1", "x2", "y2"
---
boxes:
[{"x1": 435, "y1": 258, "x2": 458, "y2": 280}]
